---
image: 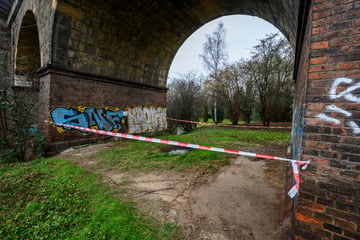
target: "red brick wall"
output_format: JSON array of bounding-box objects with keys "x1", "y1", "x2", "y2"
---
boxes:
[
  {"x1": 38, "y1": 66, "x2": 166, "y2": 155},
  {"x1": 295, "y1": 1, "x2": 360, "y2": 239}
]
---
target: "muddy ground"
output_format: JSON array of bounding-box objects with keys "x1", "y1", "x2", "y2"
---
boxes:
[{"x1": 58, "y1": 142, "x2": 287, "y2": 240}]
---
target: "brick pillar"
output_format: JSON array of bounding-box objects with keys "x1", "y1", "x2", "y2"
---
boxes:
[
  {"x1": 295, "y1": 1, "x2": 360, "y2": 239},
  {"x1": 37, "y1": 65, "x2": 167, "y2": 155}
]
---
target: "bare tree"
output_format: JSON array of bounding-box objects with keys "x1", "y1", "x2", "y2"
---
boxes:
[
  {"x1": 199, "y1": 22, "x2": 228, "y2": 123},
  {"x1": 215, "y1": 61, "x2": 256, "y2": 125},
  {"x1": 216, "y1": 63, "x2": 243, "y2": 125},
  {"x1": 246, "y1": 33, "x2": 294, "y2": 126},
  {"x1": 167, "y1": 72, "x2": 203, "y2": 131}
]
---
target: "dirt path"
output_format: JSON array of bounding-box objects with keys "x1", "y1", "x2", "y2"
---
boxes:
[{"x1": 58, "y1": 143, "x2": 286, "y2": 240}]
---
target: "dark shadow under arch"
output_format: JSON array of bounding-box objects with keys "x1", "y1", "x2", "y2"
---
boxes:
[{"x1": 15, "y1": 10, "x2": 40, "y2": 82}]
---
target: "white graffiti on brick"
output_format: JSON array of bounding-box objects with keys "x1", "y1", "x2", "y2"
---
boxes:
[
  {"x1": 128, "y1": 106, "x2": 167, "y2": 134},
  {"x1": 316, "y1": 113, "x2": 340, "y2": 125},
  {"x1": 329, "y1": 77, "x2": 360, "y2": 103},
  {"x1": 316, "y1": 77, "x2": 360, "y2": 135}
]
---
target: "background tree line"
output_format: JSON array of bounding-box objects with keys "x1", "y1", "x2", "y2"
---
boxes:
[{"x1": 167, "y1": 23, "x2": 294, "y2": 130}]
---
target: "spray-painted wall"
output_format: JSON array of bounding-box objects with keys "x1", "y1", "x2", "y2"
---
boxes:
[
  {"x1": 38, "y1": 68, "x2": 167, "y2": 155},
  {"x1": 315, "y1": 77, "x2": 360, "y2": 135},
  {"x1": 50, "y1": 105, "x2": 167, "y2": 134}
]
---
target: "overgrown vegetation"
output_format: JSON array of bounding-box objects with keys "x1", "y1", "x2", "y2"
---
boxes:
[
  {"x1": 0, "y1": 159, "x2": 183, "y2": 240},
  {"x1": 0, "y1": 74, "x2": 46, "y2": 162}
]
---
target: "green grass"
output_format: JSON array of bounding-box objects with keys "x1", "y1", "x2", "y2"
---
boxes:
[
  {"x1": 96, "y1": 127, "x2": 290, "y2": 172},
  {"x1": 0, "y1": 159, "x2": 183, "y2": 240},
  {"x1": 0, "y1": 127, "x2": 290, "y2": 239},
  {"x1": 96, "y1": 140, "x2": 228, "y2": 172},
  {"x1": 166, "y1": 128, "x2": 290, "y2": 147}
]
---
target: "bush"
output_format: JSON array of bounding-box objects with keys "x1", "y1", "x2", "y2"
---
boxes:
[{"x1": 0, "y1": 77, "x2": 46, "y2": 162}]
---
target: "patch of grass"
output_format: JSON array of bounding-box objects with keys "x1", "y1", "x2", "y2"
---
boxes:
[
  {"x1": 0, "y1": 159, "x2": 183, "y2": 240},
  {"x1": 165, "y1": 128, "x2": 291, "y2": 148},
  {"x1": 96, "y1": 127, "x2": 290, "y2": 172},
  {"x1": 96, "y1": 140, "x2": 228, "y2": 172},
  {"x1": 199, "y1": 118, "x2": 255, "y2": 125}
]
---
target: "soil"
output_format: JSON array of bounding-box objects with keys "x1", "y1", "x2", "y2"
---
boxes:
[{"x1": 58, "y1": 142, "x2": 287, "y2": 240}]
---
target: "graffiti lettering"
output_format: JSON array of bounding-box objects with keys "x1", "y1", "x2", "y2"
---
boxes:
[
  {"x1": 317, "y1": 77, "x2": 360, "y2": 135},
  {"x1": 51, "y1": 107, "x2": 126, "y2": 132}
]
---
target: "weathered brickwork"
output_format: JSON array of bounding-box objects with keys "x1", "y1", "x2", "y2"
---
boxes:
[
  {"x1": 11, "y1": 0, "x2": 55, "y2": 67},
  {"x1": 51, "y1": 0, "x2": 299, "y2": 89},
  {"x1": 295, "y1": 1, "x2": 360, "y2": 240},
  {"x1": 37, "y1": 66, "x2": 166, "y2": 155}
]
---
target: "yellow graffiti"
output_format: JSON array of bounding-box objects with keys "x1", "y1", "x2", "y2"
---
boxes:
[
  {"x1": 76, "y1": 105, "x2": 86, "y2": 112},
  {"x1": 56, "y1": 127, "x2": 65, "y2": 133}
]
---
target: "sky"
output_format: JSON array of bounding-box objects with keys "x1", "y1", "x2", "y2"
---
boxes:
[{"x1": 168, "y1": 15, "x2": 281, "y2": 80}]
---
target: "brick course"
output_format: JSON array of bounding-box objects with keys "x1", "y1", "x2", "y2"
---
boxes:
[{"x1": 295, "y1": 0, "x2": 360, "y2": 239}]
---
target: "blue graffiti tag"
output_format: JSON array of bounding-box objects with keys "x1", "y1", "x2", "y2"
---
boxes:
[{"x1": 51, "y1": 107, "x2": 126, "y2": 132}]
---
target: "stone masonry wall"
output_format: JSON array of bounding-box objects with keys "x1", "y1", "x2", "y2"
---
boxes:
[
  {"x1": 295, "y1": 1, "x2": 360, "y2": 239},
  {"x1": 52, "y1": 0, "x2": 170, "y2": 89},
  {"x1": 0, "y1": 18, "x2": 11, "y2": 86},
  {"x1": 51, "y1": 0, "x2": 299, "y2": 89},
  {"x1": 11, "y1": 0, "x2": 55, "y2": 68}
]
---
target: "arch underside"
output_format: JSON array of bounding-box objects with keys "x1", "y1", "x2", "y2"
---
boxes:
[
  {"x1": 15, "y1": 10, "x2": 40, "y2": 88},
  {"x1": 16, "y1": 10, "x2": 40, "y2": 74},
  {"x1": 52, "y1": 0, "x2": 300, "y2": 89}
]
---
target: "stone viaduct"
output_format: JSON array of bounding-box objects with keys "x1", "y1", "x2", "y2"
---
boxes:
[{"x1": 0, "y1": 0, "x2": 359, "y2": 239}]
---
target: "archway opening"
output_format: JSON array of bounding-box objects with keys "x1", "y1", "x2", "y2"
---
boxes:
[
  {"x1": 167, "y1": 15, "x2": 294, "y2": 127},
  {"x1": 166, "y1": 15, "x2": 295, "y2": 239},
  {"x1": 15, "y1": 10, "x2": 41, "y2": 87}
]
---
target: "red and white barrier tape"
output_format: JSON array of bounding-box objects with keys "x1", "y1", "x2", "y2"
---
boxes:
[
  {"x1": 51, "y1": 122, "x2": 308, "y2": 198},
  {"x1": 167, "y1": 118, "x2": 292, "y2": 129},
  {"x1": 288, "y1": 162, "x2": 300, "y2": 198}
]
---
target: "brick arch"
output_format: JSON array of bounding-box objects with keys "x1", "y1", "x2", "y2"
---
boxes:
[
  {"x1": 51, "y1": 0, "x2": 299, "y2": 89},
  {"x1": 15, "y1": 10, "x2": 40, "y2": 76}
]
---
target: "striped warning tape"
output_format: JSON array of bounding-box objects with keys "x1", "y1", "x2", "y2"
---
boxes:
[
  {"x1": 288, "y1": 162, "x2": 300, "y2": 198},
  {"x1": 167, "y1": 118, "x2": 292, "y2": 129},
  {"x1": 50, "y1": 122, "x2": 308, "y2": 198}
]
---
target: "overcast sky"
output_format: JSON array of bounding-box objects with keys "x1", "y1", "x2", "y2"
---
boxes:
[{"x1": 167, "y1": 15, "x2": 281, "y2": 80}]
